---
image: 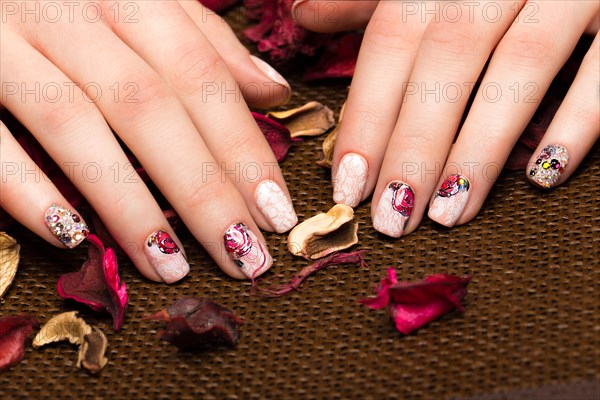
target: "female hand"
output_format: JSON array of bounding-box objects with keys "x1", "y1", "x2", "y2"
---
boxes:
[
  {"x1": 0, "y1": 0, "x2": 298, "y2": 283},
  {"x1": 294, "y1": 0, "x2": 599, "y2": 236}
]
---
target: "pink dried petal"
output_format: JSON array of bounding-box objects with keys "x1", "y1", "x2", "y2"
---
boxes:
[
  {"x1": 0, "y1": 315, "x2": 39, "y2": 372},
  {"x1": 198, "y1": 0, "x2": 240, "y2": 12},
  {"x1": 253, "y1": 112, "x2": 300, "y2": 162},
  {"x1": 255, "y1": 250, "x2": 368, "y2": 297},
  {"x1": 304, "y1": 34, "x2": 362, "y2": 81},
  {"x1": 57, "y1": 235, "x2": 128, "y2": 331},
  {"x1": 361, "y1": 269, "x2": 471, "y2": 335}
]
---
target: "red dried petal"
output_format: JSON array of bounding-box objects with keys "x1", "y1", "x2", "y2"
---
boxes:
[
  {"x1": 253, "y1": 112, "x2": 300, "y2": 162},
  {"x1": 0, "y1": 314, "x2": 39, "y2": 372},
  {"x1": 57, "y1": 235, "x2": 128, "y2": 331},
  {"x1": 361, "y1": 270, "x2": 471, "y2": 335},
  {"x1": 304, "y1": 34, "x2": 362, "y2": 81},
  {"x1": 198, "y1": 0, "x2": 240, "y2": 12},
  {"x1": 147, "y1": 298, "x2": 243, "y2": 350}
]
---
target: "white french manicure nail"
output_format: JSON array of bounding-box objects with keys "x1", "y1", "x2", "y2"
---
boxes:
[
  {"x1": 224, "y1": 223, "x2": 273, "y2": 279},
  {"x1": 428, "y1": 175, "x2": 471, "y2": 227},
  {"x1": 250, "y1": 55, "x2": 290, "y2": 89},
  {"x1": 333, "y1": 153, "x2": 368, "y2": 208},
  {"x1": 145, "y1": 230, "x2": 189, "y2": 284},
  {"x1": 373, "y1": 182, "x2": 415, "y2": 238},
  {"x1": 255, "y1": 180, "x2": 298, "y2": 233}
]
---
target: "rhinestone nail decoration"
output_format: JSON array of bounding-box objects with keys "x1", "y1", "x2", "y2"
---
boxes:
[
  {"x1": 528, "y1": 144, "x2": 569, "y2": 189},
  {"x1": 44, "y1": 204, "x2": 89, "y2": 248},
  {"x1": 224, "y1": 223, "x2": 273, "y2": 279}
]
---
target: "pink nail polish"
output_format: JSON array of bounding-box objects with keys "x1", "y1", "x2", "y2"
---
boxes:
[
  {"x1": 224, "y1": 223, "x2": 273, "y2": 279},
  {"x1": 145, "y1": 230, "x2": 189, "y2": 284},
  {"x1": 44, "y1": 204, "x2": 89, "y2": 248},
  {"x1": 255, "y1": 180, "x2": 298, "y2": 233},
  {"x1": 373, "y1": 182, "x2": 415, "y2": 238},
  {"x1": 333, "y1": 153, "x2": 368, "y2": 208},
  {"x1": 428, "y1": 175, "x2": 471, "y2": 227}
]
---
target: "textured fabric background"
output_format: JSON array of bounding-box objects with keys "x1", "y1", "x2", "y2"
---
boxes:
[{"x1": 1, "y1": 6, "x2": 599, "y2": 400}]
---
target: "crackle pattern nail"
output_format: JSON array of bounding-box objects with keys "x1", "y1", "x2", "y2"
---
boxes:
[
  {"x1": 224, "y1": 223, "x2": 273, "y2": 279},
  {"x1": 255, "y1": 180, "x2": 298, "y2": 233},
  {"x1": 528, "y1": 144, "x2": 569, "y2": 189},
  {"x1": 373, "y1": 182, "x2": 415, "y2": 238},
  {"x1": 333, "y1": 153, "x2": 368, "y2": 208},
  {"x1": 428, "y1": 175, "x2": 471, "y2": 227},
  {"x1": 145, "y1": 230, "x2": 189, "y2": 284},
  {"x1": 44, "y1": 204, "x2": 89, "y2": 248}
]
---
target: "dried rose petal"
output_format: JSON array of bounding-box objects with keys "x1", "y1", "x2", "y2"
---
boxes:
[
  {"x1": 76, "y1": 327, "x2": 108, "y2": 374},
  {"x1": 0, "y1": 314, "x2": 39, "y2": 372},
  {"x1": 255, "y1": 250, "x2": 367, "y2": 297},
  {"x1": 0, "y1": 232, "x2": 20, "y2": 298},
  {"x1": 317, "y1": 102, "x2": 346, "y2": 168},
  {"x1": 33, "y1": 311, "x2": 92, "y2": 348},
  {"x1": 198, "y1": 0, "x2": 240, "y2": 12},
  {"x1": 57, "y1": 235, "x2": 128, "y2": 331},
  {"x1": 253, "y1": 112, "x2": 300, "y2": 162},
  {"x1": 267, "y1": 101, "x2": 335, "y2": 138},
  {"x1": 360, "y1": 269, "x2": 471, "y2": 334},
  {"x1": 146, "y1": 298, "x2": 244, "y2": 350},
  {"x1": 304, "y1": 34, "x2": 363, "y2": 81}
]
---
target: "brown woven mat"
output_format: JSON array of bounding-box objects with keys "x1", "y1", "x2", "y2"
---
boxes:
[{"x1": 1, "y1": 6, "x2": 599, "y2": 400}]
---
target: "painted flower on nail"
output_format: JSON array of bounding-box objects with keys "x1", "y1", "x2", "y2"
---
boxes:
[
  {"x1": 436, "y1": 175, "x2": 470, "y2": 198},
  {"x1": 224, "y1": 223, "x2": 253, "y2": 260},
  {"x1": 390, "y1": 182, "x2": 415, "y2": 217},
  {"x1": 147, "y1": 230, "x2": 179, "y2": 255}
]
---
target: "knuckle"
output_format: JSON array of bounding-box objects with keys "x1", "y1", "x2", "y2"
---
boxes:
[
  {"x1": 421, "y1": 23, "x2": 483, "y2": 56},
  {"x1": 117, "y1": 70, "x2": 172, "y2": 119},
  {"x1": 169, "y1": 43, "x2": 226, "y2": 97},
  {"x1": 180, "y1": 172, "x2": 224, "y2": 212},
  {"x1": 364, "y1": 13, "x2": 418, "y2": 53},
  {"x1": 39, "y1": 100, "x2": 91, "y2": 134},
  {"x1": 496, "y1": 31, "x2": 556, "y2": 67}
]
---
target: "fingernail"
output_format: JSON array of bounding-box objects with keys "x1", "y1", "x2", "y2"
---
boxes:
[
  {"x1": 250, "y1": 55, "x2": 290, "y2": 89},
  {"x1": 255, "y1": 180, "x2": 298, "y2": 233},
  {"x1": 428, "y1": 175, "x2": 471, "y2": 227},
  {"x1": 224, "y1": 223, "x2": 273, "y2": 279},
  {"x1": 527, "y1": 144, "x2": 569, "y2": 189},
  {"x1": 291, "y1": 0, "x2": 309, "y2": 15},
  {"x1": 333, "y1": 153, "x2": 368, "y2": 208},
  {"x1": 373, "y1": 181, "x2": 415, "y2": 238},
  {"x1": 44, "y1": 204, "x2": 89, "y2": 248},
  {"x1": 145, "y1": 230, "x2": 189, "y2": 284}
]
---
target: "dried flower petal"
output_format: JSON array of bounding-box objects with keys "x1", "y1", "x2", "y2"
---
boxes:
[
  {"x1": 76, "y1": 327, "x2": 108, "y2": 374},
  {"x1": 317, "y1": 102, "x2": 346, "y2": 168},
  {"x1": 253, "y1": 112, "x2": 300, "y2": 162},
  {"x1": 267, "y1": 101, "x2": 335, "y2": 138},
  {"x1": 288, "y1": 204, "x2": 358, "y2": 260},
  {"x1": 0, "y1": 314, "x2": 39, "y2": 372},
  {"x1": 0, "y1": 232, "x2": 20, "y2": 298},
  {"x1": 146, "y1": 298, "x2": 244, "y2": 350},
  {"x1": 33, "y1": 311, "x2": 92, "y2": 348},
  {"x1": 304, "y1": 34, "x2": 363, "y2": 81},
  {"x1": 57, "y1": 235, "x2": 128, "y2": 331},
  {"x1": 360, "y1": 269, "x2": 471, "y2": 334},
  {"x1": 255, "y1": 250, "x2": 368, "y2": 297}
]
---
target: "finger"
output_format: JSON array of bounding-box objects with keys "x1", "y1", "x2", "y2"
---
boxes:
[
  {"x1": 178, "y1": 0, "x2": 291, "y2": 108},
  {"x1": 22, "y1": 4, "x2": 273, "y2": 279},
  {"x1": 331, "y1": 1, "x2": 429, "y2": 209},
  {"x1": 527, "y1": 32, "x2": 600, "y2": 189},
  {"x1": 105, "y1": 0, "x2": 298, "y2": 234},
  {"x1": 372, "y1": 0, "x2": 524, "y2": 235},
  {"x1": 0, "y1": 122, "x2": 89, "y2": 249},
  {"x1": 1, "y1": 28, "x2": 189, "y2": 283},
  {"x1": 292, "y1": 0, "x2": 378, "y2": 33},
  {"x1": 430, "y1": 1, "x2": 599, "y2": 228}
]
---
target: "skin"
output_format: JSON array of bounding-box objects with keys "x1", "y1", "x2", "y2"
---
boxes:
[{"x1": 293, "y1": 0, "x2": 600, "y2": 234}]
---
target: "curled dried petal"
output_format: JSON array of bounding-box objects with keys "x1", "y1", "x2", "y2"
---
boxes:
[
  {"x1": 317, "y1": 102, "x2": 346, "y2": 168},
  {"x1": 267, "y1": 101, "x2": 335, "y2": 138},
  {"x1": 253, "y1": 112, "x2": 300, "y2": 162},
  {"x1": 0, "y1": 232, "x2": 20, "y2": 298},
  {"x1": 0, "y1": 314, "x2": 39, "y2": 372},
  {"x1": 288, "y1": 204, "x2": 358, "y2": 260},
  {"x1": 33, "y1": 311, "x2": 92, "y2": 348},
  {"x1": 76, "y1": 327, "x2": 108, "y2": 374}
]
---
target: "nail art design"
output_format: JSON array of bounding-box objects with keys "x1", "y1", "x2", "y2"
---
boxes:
[
  {"x1": 528, "y1": 144, "x2": 569, "y2": 189},
  {"x1": 428, "y1": 175, "x2": 471, "y2": 227},
  {"x1": 373, "y1": 182, "x2": 415, "y2": 238},
  {"x1": 224, "y1": 223, "x2": 273, "y2": 279},
  {"x1": 255, "y1": 180, "x2": 298, "y2": 233},
  {"x1": 145, "y1": 230, "x2": 189, "y2": 284},
  {"x1": 44, "y1": 204, "x2": 89, "y2": 248},
  {"x1": 333, "y1": 153, "x2": 368, "y2": 208}
]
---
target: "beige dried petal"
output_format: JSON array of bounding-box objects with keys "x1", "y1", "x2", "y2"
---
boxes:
[
  {"x1": 317, "y1": 102, "x2": 346, "y2": 168},
  {"x1": 267, "y1": 101, "x2": 335, "y2": 138},
  {"x1": 288, "y1": 204, "x2": 358, "y2": 260},
  {"x1": 77, "y1": 327, "x2": 108, "y2": 374},
  {"x1": 33, "y1": 311, "x2": 92, "y2": 348},
  {"x1": 0, "y1": 232, "x2": 20, "y2": 298}
]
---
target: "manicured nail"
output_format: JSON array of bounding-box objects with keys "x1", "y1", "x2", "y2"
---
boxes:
[
  {"x1": 373, "y1": 181, "x2": 415, "y2": 238},
  {"x1": 333, "y1": 153, "x2": 368, "y2": 208},
  {"x1": 255, "y1": 180, "x2": 298, "y2": 233},
  {"x1": 250, "y1": 55, "x2": 290, "y2": 89},
  {"x1": 428, "y1": 175, "x2": 471, "y2": 227},
  {"x1": 527, "y1": 144, "x2": 569, "y2": 189},
  {"x1": 224, "y1": 223, "x2": 273, "y2": 279},
  {"x1": 291, "y1": 0, "x2": 309, "y2": 15},
  {"x1": 44, "y1": 204, "x2": 89, "y2": 248},
  {"x1": 145, "y1": 230, "x2": 189, "y2": 284}
]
